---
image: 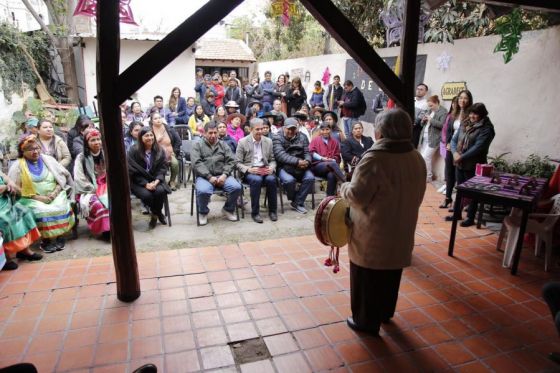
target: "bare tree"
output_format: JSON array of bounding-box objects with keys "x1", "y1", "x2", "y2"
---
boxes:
[{"x1": 21, "y1": 0, "x2": 79, "y2": 104}]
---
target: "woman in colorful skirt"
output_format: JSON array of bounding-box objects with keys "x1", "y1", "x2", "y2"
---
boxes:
[
  {"x1": 8, "y1": 135, "x2": 75, "y2": 253},
  {"x1": 73, "y1": 129, "x2": 110, "y2": 241},
  {"x1": 0, "y1": 171, "x2": 42, "y2": 270}
]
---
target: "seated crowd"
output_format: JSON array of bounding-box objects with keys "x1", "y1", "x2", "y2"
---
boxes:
[{"x1": 3, "y1": 71, "x2": 494, "y2": 272}]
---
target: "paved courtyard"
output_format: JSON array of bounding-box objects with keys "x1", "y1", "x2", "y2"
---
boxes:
[{"x1": 1, "y1": 185, "x2": 559, "y2": 372}]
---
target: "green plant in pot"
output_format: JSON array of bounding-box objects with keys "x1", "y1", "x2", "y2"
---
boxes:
[{"x1": 489, "y1": 153, "x2": 556, "y2": 180}]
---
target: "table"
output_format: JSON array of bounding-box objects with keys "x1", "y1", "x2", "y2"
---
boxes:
[{"x1": 447, "y1": 174, "x2": 548, "y2": 275}]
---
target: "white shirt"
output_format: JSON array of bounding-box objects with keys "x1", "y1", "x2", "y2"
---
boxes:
[
  {"x1": 251, "y1": 136, "x2": 264, "y2": 167},
  {"x1": 415, "y1": 97, "x2": 428, "y2": 111}
]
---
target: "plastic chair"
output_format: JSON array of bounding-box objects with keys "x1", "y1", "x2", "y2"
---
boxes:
[{"x1": 498, "y1": 194, "x2": 560, "y2": 271}]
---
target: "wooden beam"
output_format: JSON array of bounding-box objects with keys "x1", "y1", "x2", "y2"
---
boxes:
[
  {"x1": 116, "y1": 0, "x2": 244, "y2": 104},
  {"x1": 97, "y1": 1, "x2": 140, "y2": 302},
  {"x1": 469, "y1": 0, "x2": 560, "y2": 13},
  {"x1": 398, "y1": 0, "x2": 422, "y2": 119},
  {"x1": 299, "y1": 0, "x2": 406, "y2": 107}
]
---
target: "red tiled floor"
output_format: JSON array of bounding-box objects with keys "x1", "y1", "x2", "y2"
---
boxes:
[{"x1": 3, "y1": 185, "x2": 560, "y2": 372}]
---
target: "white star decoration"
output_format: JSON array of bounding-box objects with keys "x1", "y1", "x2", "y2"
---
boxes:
[{"x1": 436, "y1": 51, "x2": 452, "y2": 71}]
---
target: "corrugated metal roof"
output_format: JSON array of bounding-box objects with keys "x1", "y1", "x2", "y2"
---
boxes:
[{"x1": 195, "y1": 38, "x2": 256, "y2": 62}]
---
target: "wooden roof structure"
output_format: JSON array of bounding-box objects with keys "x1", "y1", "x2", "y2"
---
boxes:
[{"x1": 95, "y1": 0, "x2": 560, "y2": 301}]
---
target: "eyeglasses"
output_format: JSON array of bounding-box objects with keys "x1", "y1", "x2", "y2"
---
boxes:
[{"x1": 24, "y1": 147, "x2": 40, "y2": 152}]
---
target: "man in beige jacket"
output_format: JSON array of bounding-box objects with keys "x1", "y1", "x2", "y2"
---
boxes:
[{"x1": 340, "y1": 108, "x2": 427, "y2": 335}]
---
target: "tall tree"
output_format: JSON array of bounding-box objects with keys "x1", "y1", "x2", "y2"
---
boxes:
[{"x1": 22, "y1": 0, "x2": 79, "y2": 104}]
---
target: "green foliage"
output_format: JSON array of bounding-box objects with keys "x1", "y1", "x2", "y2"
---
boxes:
[
  {"x1": 0, "y1": 23, "x2": 52, "y2": 101},
  {"x1": 489, "y1": 153, "x2": 556, "y2": 179},
  {"x1": 493, "y1": 8, "x2": 523, "y2": 64},
  {"x1": 332, "y1": 0, "x2": 387, "y2": 47}
]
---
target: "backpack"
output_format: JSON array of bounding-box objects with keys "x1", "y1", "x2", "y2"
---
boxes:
[{"x1": 355, "y1": 89, "x2": 367, "y2": 117}]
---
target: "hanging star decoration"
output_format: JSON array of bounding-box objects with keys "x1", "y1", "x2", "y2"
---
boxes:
[
  {"x1": 436, "y1": 51, "x2": 452, "y2": 72},
  {"x1": 74, "y1": 0, "x2": 138, "y2": 25},
  {"x1": 270, "y1": 0, "x2": 298, "y2": 27},
  {"x1": 321, "y1": 67, "x2": 331, "y2": 86}
]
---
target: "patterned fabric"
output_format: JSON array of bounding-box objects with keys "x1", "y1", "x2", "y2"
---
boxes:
[
  {"x1": 18, "y1": 170, "x2": 75, "y2": 239},
  {"x1": 0, "y1": 177, "x2": 41, "y2": 254}
]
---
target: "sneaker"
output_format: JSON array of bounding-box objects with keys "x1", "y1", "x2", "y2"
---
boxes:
[
  {"x1": 290, "y1": 201, "x2": 307, "y2": 214},
  {"x1": 55, "y1": 237, "x2": 65, "y2": 251},
  {"x1": 170, "y1": 181, "x2": 177, "y2": 191},
  {"x1": 40, "y1": 242, "x2": 57, "y2": 253},
  {"x1": 222, "y1": 208, "x2": 238, "y2": 222},
  {"x1": 199, "y1": 214, "x2": 208, "y2": 226}
]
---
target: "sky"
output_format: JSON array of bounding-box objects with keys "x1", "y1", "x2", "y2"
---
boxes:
[{"x1": 120, "y1": 0, "x2": 267, "y2": 34}]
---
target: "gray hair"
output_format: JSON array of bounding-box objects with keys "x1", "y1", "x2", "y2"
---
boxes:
[
  {"x1": 250, "y1": 118, "x2": 264, "y2": 129},
  {"x1": 373, "y1": 108, "x2": 412, "y2": 140}
]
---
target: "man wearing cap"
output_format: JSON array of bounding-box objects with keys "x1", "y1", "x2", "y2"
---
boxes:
[
  {"x1": 224, "y1": 79, "x2": 243, "y2": 108},
  {"x1": 191, "y1": 121, "x2": 242, "y2": 226},
  {"x1": 272, "y1": 118, "x2": 314, "y2": 214},
  {"x1": 236, "y1": 118, "x2": 278, "y2": 223}
]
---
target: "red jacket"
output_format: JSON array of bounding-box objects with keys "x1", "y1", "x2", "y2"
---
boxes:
[
  {"x1": 309, "y1": 135, "x2": 341, "y2": 165},
  {"x1": 212, "y1": 83, "x2": 225, "y2": 107}
]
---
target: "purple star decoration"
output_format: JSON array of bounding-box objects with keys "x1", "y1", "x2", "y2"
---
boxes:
[{"x1": 74, "y1": 0, "x2": 138, "y2": 25}]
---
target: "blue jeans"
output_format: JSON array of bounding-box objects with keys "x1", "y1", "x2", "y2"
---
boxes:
[
  {"x1": 278, "y1": 168, "x2": 314, "y2": 206},
  {"x1": 262, "y1": 101, "x2": 273, "y2": 113},
  {"x1": 342, "y1": 117, "x2": 358, "y2": 138},
  {"x1": 244, "y1": 173, "x2": 277, "y2": 215},
  {"x1": 312, "y1": 161, "x2": 344, "y2": 196},
  {"x1": 196, "y1": 176, "x2": 242, "y2": 215}
]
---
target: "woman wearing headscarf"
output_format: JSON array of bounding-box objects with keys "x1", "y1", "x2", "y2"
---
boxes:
[
  {"x1": 73, "y1": 129, "x2": 110, "y2": 241},
  {"x1": 8, "y1": 135, "x2": 75, "y2": 253},
  {"x1": 0, "y1": 171, "x2": 42, "y2": 270},
  {"x1": 127, "y1": 127, "x2": 170, "y2": 229}
]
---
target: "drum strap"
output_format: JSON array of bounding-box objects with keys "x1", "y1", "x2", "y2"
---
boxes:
[{"x1": 324, "y1": 246, "x2": 340, "y2": 274}]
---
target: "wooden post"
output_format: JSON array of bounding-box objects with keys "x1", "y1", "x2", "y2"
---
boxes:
[
  {"x1": 398, "y1": 0, "x2": 421, "y2": 119},
  {"x1": 97, "y1": 0, "x2": 140, "y2": 302}
]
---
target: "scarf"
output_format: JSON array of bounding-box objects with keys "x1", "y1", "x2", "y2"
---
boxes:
[
  {"x1": 20, "y1": 158, "x2": 40, "y2": 197},
  {"x1": 313, "y1": 87, "x2": 324, "y2": 94}
]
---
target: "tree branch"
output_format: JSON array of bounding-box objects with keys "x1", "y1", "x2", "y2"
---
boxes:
[{"x1": 21, "y1": 0, "x2": 59, "y2": 49}]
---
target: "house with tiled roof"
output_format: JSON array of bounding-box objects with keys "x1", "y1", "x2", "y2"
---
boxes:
[{"x1": 195, "y1": 38, "x2": 257, "y2": 82}]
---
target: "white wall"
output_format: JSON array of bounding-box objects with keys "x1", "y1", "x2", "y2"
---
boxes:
[
  {"x1": 259, "y1": 26, "x2": 560, "y2": 166},
  {"x1": 82, "y1": 38, "x2": 196, "y2": 109}
]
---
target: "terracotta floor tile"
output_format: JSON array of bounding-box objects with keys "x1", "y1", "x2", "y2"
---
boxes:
[
  {"x1": 190, "y1": 296, "x2": 217, "y2": 312},
  {"x1": 300, "y1": 295, "x2": 329, "y2": 311},
  {"x1": 36, "y1": 315, "x2": 70, "y2": 334},
  {"x1": 226, "y1": 321, "x2": 259, "y2": 342},
  {"x1": 101, "y1": 307, "x2": 130, "y2": 324},
  {"x1": 94, "y1": 341, "x2": 129, "y2": 365},
  {"x1": 160, "y1": 287, "x2": 186, "y2": 302},
  {"x1": 74, "y1": 297, "x2": 104, "y2": 313},
  {"x1": 313, "y1": 306, "x2": 343, "y2": 325},
  {"x1": 221, "y1": 306, "x2": 250, "y2": 324},
  {"x1": 398, "y1": 308, "x2": 433, "y2": 327},
  {"x1": 99, "y1": 322, "x2": 129, "y2": 343},
  {"x1": 70, "y1": 310, "x2": 100, "y2": 330},
  {"x1": 165, "y1": 349, "x2": 200, "y2": 372},
  {"x1": 162, "y1": 314, "x2": 191, "y2": 335},
  {"x1": 273, "y1": 351, "x2": 312, "y2": 373},
  {"x1": 240, "y1": 359, "x2": 275, "y2": 373},
  {"x1": 163, "y1": 330, "x2": 196, "y2": 353},
  {"x1": 231, "y1": 268, "x2": 255, "y2": 280},
  {"x1": 10, "y1": 303, "x2": 45, "y2": 321},
  {"x1": 237, "y1": 278, "x2": 262, "y2": 291},
  {"x1": 267, "y1": 286, "x2": 295, "y2": 301},
  {"x1": 434, "y1": 342, "x2": 476, "y2": 366},
  {"x1": 484, "y1": 354, "x2": 524, "y2": 372},
  {"x1": 187, "y1": 284, "x2": 213, "y2": 298},
  {"x1": 507, "y1": 348, "x2": 558, "y2": 371},
  {"x1": 485, "y1": 329, "x2": 525, "y2": 352},
  {"x1": 158, "y1": 276, "x2": 185, "y2": 289},
  {"x1": 64, "y1": 327, "x2": 98, "y2": 349},
  {"x1": 282, "y1": 271, "x2": 308, "y2": 284},
  {"x1": 216, "y1": 293, "x2": 244, "y2": 308},
  {"x1": 1, "y1": 320, "x2": 37, "y2": 338},
  {"x1": 264, "y1": 333, "x2": 299, "y2": 356},
  {"x1": 283, "y1": 311, "x2": 317, "y2": 331},
  {"x1": 212, "y1": 280, "x2": 237, "y2": 295},
  {"x1": 274, "y1": 299, "x2": 305, "y2": 315},
  {"x1": 349, "y1": 361, "x2": 384, "y2": 373},
  {"x1": 92, "y1": 363, "x2": 128, "y2": 373},
  {"x1": 196, "y1": 326, "x2": 228, "y2": 347},
  {"x1": 362, "y1": 336, "x2": 402, "y2": 358},
  {"x1": 321, "y1": 322, "x2": 356, "y2": 344},
  {"x1": 335, "y1": 340, "x2": 371, "y2": 364},
  {"x1": 293, "y1": 328, "x2": 328, "y2": 350},
  {"x1": 44, "y1": 299, "x2": 74, "y2": 316},
  {"x1": 256, "y1": 317, "x2": 288, "y2": 336},
  {"x1": 27, "y1": 332, "x2": 64, "y2": 355},
  {"x1": 192, "y1": 310, "x2": 222, "y2": 329},
  {"x1": 57, "y1": 345, "x2": 95, "y2": 371},
  {"x1": 161, "y1": 300, "x2": 189, "y2": 317},
  {"x1": 247, "y1": 302, "x2": 277, "y2": 319},
  {"x1": 387, "y1": 330, "x2": 428, "y2": 352},
  {"x1": 260, "y1": 274, "x2": 287, "y2": 289},
  {"x1": 0, "y1": 337, "x2": 28, "y2": 358},
  {"x1": 132, "y1": 318, "x2": 161, "y2": 339},
  {"x1": 131, "y1": 335, "x2": 163, "y2": 360},
  {"x1": 439, "y1": 319, "x2": 476, "y2": 339},
  {"x1": 305, "y1": 345, "x2": 344, "y2": 371},
  {"x1": 242, "y1": 289, "x2": 270, "y2": 305},
  {"x1": 414, "y1": 324, "x2": 453, "y2": 345},
  {"x1": 200, "y1": 345, "x2": 235, "y2": 370},
  {"x1": 207, "y1": 270, "x2": 233, "y2": 283},
  {"x1": 462, "y1": 336, "x2": 500, "y2": 358},
  {"x1": 455, "y1": 361, "x2": 493, "y2": 373},
  {"x1": 131, "y1": 303, "x2": 160, "y2": 320}
]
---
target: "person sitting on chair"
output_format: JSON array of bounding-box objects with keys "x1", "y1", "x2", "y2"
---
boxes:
[
  {"x1": 272, "y1": 118, "x2": 314, "y2": 214},
  {"x1": 341, "y1": 121, "x2": 374, "y2": 178},
  {"x1": 309, "y1": 122, "x2": 346, "y2": 197},
  {"x1": 236, "y1": 118, "x2": 278, "y2": 223},
  {"x1": 127, "y1": 127, "x2": 170, "y2": 229},
  {"x1": 191, "y1": 122, "x2": 242, "y2": 226},
  {"x1": 217, "y1": 122, "x2": 237, "y2": 154}
]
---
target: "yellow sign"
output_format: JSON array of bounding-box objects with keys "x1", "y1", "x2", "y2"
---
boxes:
[
  {"x1": 441, "y1": 82, "x2": 467, "y2": 100},
  {"x1": 270, "y1": 1, "x2": 298, "y2": 17}
]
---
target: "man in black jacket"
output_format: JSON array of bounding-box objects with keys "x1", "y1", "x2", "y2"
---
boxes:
[
  {"x1": 338, "y1": 80, "x2": 366, "y2": 138},
  {"x1": 326, "y1": 75, "x2": 343, "y2": 111},
  {"x1": 224, "y1": 79, "x2": 243, "y2": 108},
  {"x1": 273, "y1": 118, "x2": 314, "y2": 214}
]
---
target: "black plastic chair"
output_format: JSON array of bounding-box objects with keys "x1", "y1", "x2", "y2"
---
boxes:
[
  {"x1": 190, "y1": 168, "x2": 239, "y2": 226},
  {"x1": 236, "y1": 170, "x2": 284, "y2": 218}
]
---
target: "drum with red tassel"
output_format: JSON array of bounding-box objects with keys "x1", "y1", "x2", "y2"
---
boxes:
[{"x1": 314, "y1": 196, "x2": 349, "y2": 273}]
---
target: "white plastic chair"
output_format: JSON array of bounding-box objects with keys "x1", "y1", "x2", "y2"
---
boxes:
[{"x1": 498, "y1": 194, "x2": 560, "y2": 271}]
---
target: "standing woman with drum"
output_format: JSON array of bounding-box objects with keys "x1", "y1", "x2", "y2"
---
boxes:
[{"x1": 340, "y1": 109, "x2": 426, "y2": 335}]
